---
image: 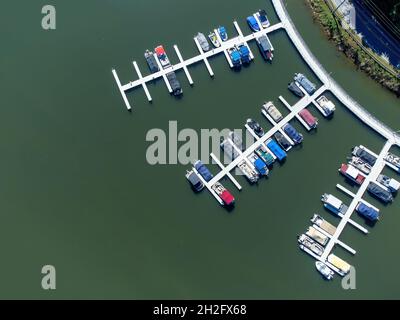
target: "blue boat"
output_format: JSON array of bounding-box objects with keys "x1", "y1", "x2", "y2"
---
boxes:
[
  {"x1": 237, "y1": 44, "x2": 251, "y2": 64},
  {"x1": 294, "y1": 73, "x2": 316, "y2": 94},
  {"x1": 194, "y1": 160, "x2": 213, "y2": 182},
  {"x1": 248, "y1": 153, "x2": 269, "y2": 176},
  {"x1": 356, "y1": 202, "x2": 379, "y2": 221},
  {"x1": 228, "y1": 47, "x2": 242, "y2": 68},
  {"x1": 266, "y1": 139, "x2": 286, "y2": 161},
  {"x1": 283, "y1": 123, "x2": 303, "y2": 144},
  {"x1": 218, "y1": 26, "x2": 228, "y2": 41},
  {"x1": 247, "y1": 16, "x2": 260, "y2": 32}
]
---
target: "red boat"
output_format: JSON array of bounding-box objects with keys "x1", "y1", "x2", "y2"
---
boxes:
[
  {"x1": 339, "y1": 163, "x2": 365, "y2": 185},
  {"x1": 212, "y1": 182, "x2": 235, "y2": 206},
  {"x1": 299, "y1": 109, "x2": 317, "y2": 129}
]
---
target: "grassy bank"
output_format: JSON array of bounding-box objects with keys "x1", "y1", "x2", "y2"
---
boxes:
[{"x1": 305, "y1": 0, "x2": 400, "y2": 97}]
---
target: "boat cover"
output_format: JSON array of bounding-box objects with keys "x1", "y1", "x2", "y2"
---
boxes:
[{"x1": 356, "y1": 202, "x2": 379, "y2": 221}]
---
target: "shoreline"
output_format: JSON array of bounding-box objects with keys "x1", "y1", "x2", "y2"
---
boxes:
[{"x1": 304, "y1": 0, "x2": 400, "y2": 97}]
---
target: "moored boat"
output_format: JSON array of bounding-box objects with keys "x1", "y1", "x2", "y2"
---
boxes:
[
  {"x1": 195, "y1": 32, "x2": 210, "y2": 52},
  {"x1": 377, "y1": 174, "x2": 400, "y2": 192},
  {"x1": 255, "y1": 145, "x2": 275, "y2": 166},
  {"x1": 247, "y1": 16, "x2": 260, "y2": 32},
  {"x1": 315, "y1": 261, "x2": 334, "y2": 280},
  {"x1": 144, "y1": 50, "x2": 160, "y2": 73},
  {"x1": 262, "y1": 101, "x2": 283, "y2": 122},
  {"x1": 247, "y1": 153, "x2": 269, "y2": 176},
  {"x1": 155, "y1": 45, "x2": 171, "y2": 69},
  {"x1": 237, "y1": 44, "x2": 251, "y2": 64},
  {"x1": 256, "y1": 9, "x2": 270, "y2": 28},
  {"x1": 294, "y1": 73, "x2": 316, "y2": 94},
  {"x1": 246, "y1": 118, "x2": 264, "y2": 137},
  {"x1": 316, "y1": 95, "x2": 335, "y2": 117},
  {"x1": 283, "y1": 123, "x2": 303, "y2": 144},
  {"x1": 299, "y1": 109, "x2": 318, "y2": 129},
  {"x1": 327, "y1": 254, "x2": 351, "y2": 275},
  {"x1": 306, "y1": 226, "x2": 329, "y2": 246},
  {"x1": 266, "y1": 138, "x2": 286, "y2": 162},
  {"x1": 352, "y1": 145, "x2": 377, "y2": 166},
  {"x1": 208, "y1": 31, "x2": 221, "y2": 48},
  {"x1": 385, "y1": 152, "x2": 400, "y2": 171},
  {"x1": 185, "y1": 170, "x2": 204, "y2": 192},
  {"x1": 321, "y1": 193, "x2": 348, "y2": 215},
  {"x1": 212, "y1": 182, "x2": 235, "y2": 206},
  {"x1": 356, "y1": 202, "x2": 379, "y2": 221},
  {"x1": 228, "y1": 47, "x2": 241, "y2": 68},
  {"x1": 194, "y1": 160, "x2": 213, "y2": 182},
  {"x1": 220, "y1": 138, "x2": 240, "y2": 160},
  {"x1": 339, "y1": 163, "x2": 365, "y2": 185},
  {"x1": 288, "y1": 82, "x2": 305, "y2": 97},
  {"x1": 348, "y1": 156, "x2": 371, "y2": 175},
  {"x1": 218, "y1": 26, "x2": 228, "y2": 41},
  {"x1": 256, "y1": 35, "x2": 273, "y2": 61},
  {"x1": 367, "y1": 182, "x2": 393, "y2": 203},
  {"x1": 311, "y1": 214, "x2": 336, "y2": 236},
  {"x1": 166, "y1": 71, "x2": 183, "y2": 96},
  {"x1": 237, "y1": 160, "x2": 259, "y2": 183},
  {"x1": 274, "y1": 131, "x2": 291, "y2": 151}
]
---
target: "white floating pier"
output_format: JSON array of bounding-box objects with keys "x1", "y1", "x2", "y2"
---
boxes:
[
  {"x1": 210, "y1": 153, "x2": 242, "y2": 191},
  {"x1": 193, "y1": 37, "x2": 215, "y2": 77},
  {"x1": 174, "y1": 45, "x2": 194, "y2": 85},
  {"x1": 279, "y1": 96, "x2": 292, "y2": 111},
  {"x1": 112, "y1": 69, "x2": 132, "y2": 111},
  {"x1": 132, "y1": 61, "x2": 152, "y2": 102},
  {"x1": 153, "y1": 53, "x2": 173, "y2": 93}
]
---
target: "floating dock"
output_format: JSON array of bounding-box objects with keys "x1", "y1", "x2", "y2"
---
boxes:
[{"x1": 112, "y1": 21, "x2": 283, "y2": 110}]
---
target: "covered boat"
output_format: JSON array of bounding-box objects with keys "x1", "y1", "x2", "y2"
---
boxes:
[
  {"x1": 356, "y1": 202, "x2": 379, "y2": 221},
  {"x1": 195, "y1": 32, "x2": 210, "y2": 52},
  {"x1": 194, "y1": 160, "x2": 213, "y2": 182},
  {"x1": 327, "y1": 254, "x2": 351, "y2": 275},
  {"x1": 339, "y1": 163, "x2": 365, "y2": 185},
  {"x1": 283, "y1": 123, "x2": 303, "y2": 144},
  {"x1": 237, "y1": 160, "x2": 259, "y2": 183},
  {"x1": 229, "y1": 131, "x2": 244, "y2": 151},
  {"x1": 144, "y1": 50, "x2": 159, "y2": 73},
  {"x1": 166, "y1": 72, "x2": 183, "y2": 96},
  {"x1": 228, "y1": 47, "x2": 241, "y2": 68},
  {"x1": 299, "y1": 109, "x2": 318, "y2": 129},
  {"x1": 352, "y1": 146, "x2": 377, "y2": 166},
  {"x1": 306, "y1": 226, "x2": 329, "y2": 246},
  {"x1": 237, "y1": 44, "x2": 251, "y2": 64},
  {"x1": 367, "y1": 182, "x2": 393, "y2": 203},
  {"x1": 294, "y1": 73, "x2": 316, "y2": 94},
  {"x1": 311, "y1": 214, "x2": 336, "y2": 236},
  {"x1": 348, "y1": 156, "x2": 371, "y2": 175},
  {"x1": 247, "y1": 16, "x2": 260, "y2": 32},
  {"x1": 220, "y1": 139, "x2": 240, "y2": 160},
  {"x1": 185, "y1": 170, "x2": 204, "y2": 192},
  {"x1": 274, "y1": 131, "x2": 292, "y2": 151},
  {"x1": 256, "y1": 35, "x2": 273, "y2": 61},
  {"x1": 321, "y1": 193, "x2": 348, "y2": 215},
  {"x1": 288, "y1": 82, "x2": 305, "y2": 97},
  {"x1": 385, "y1": 152, "x2": 400, "y2": 171},
  {"x1": 266, "y1": 139, "x2": 287, "y2": 161}
]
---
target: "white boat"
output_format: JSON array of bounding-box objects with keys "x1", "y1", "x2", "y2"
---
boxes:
[
  {"x1": 377, "y1": 174, "x2": 400, "y2": 192},
  {"x1": 348, "y1": 156, "x2": 371, "y2": 175},
  {"x1": 316, "y1": 95, "x2": 335, "y2": 117},
  {"x1": 195, "y1": 32, "x2": 210, "y2": 52},
  {"x1": 208, "y1": 31, "x2": 221, "y2": 48},
  {"x1": 315, "y1": 261, "x2": 334, "y2": 280}
]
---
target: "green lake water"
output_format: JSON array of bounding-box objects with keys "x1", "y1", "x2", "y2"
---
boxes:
[{"x1": 0, "y1": 0, "x2": 399, "y2": 299}]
